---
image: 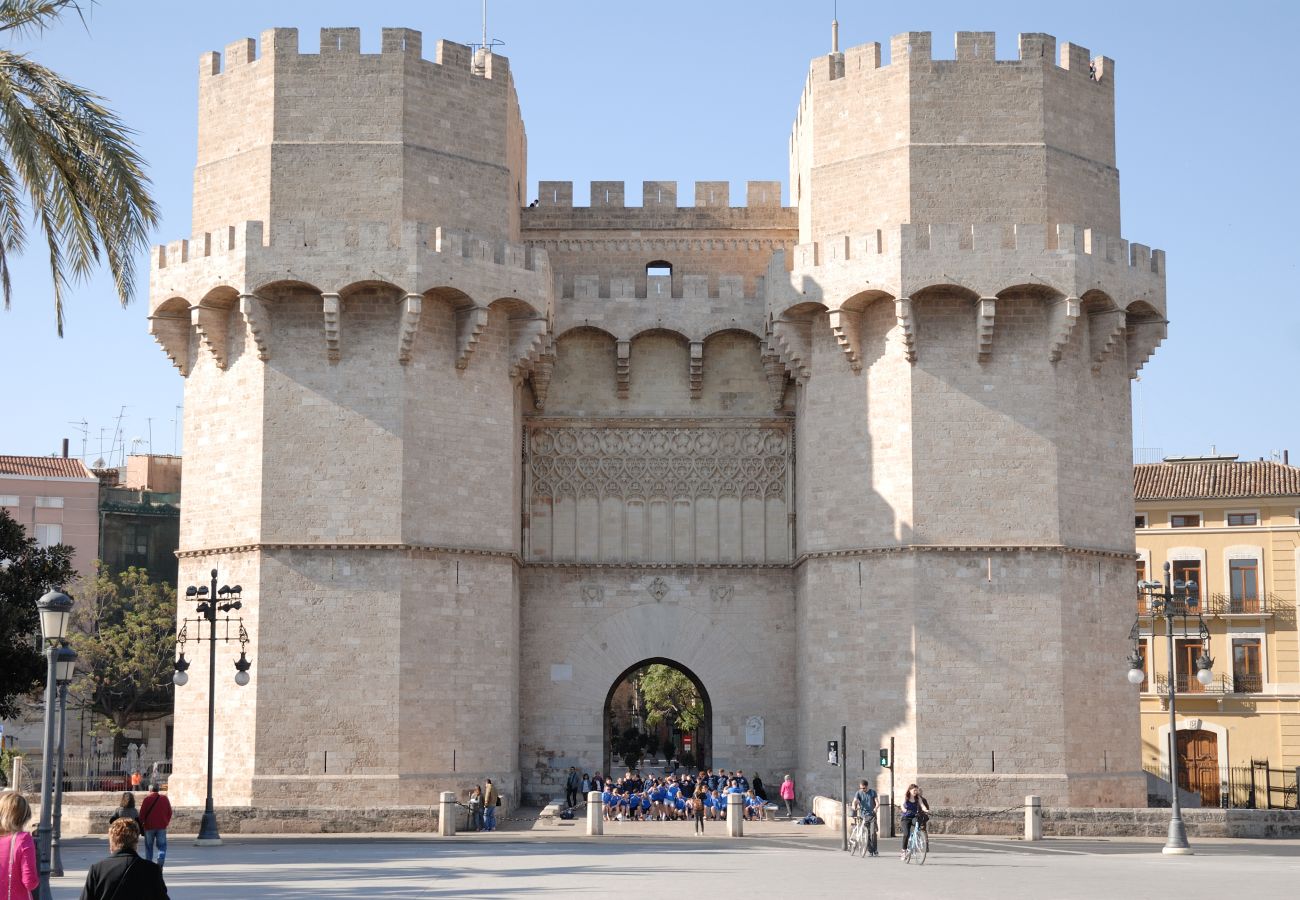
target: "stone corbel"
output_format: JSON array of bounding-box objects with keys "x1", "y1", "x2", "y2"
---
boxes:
[
  {"x1": 509, "y1": 317, "x2": 549, "y2": 381},
  {"x1": 240, "y1": 294, "x2": 270, "y2": 361},
  {"x1": 149, "y1": 313, "x2": 192, "y2": 376},
  {"x1": 976, "y1": 298, "x2": 996, "y2": 362},
  {"x1": 826, "y1": 308, "x2": 862, "y2": 372},
  {"x1": 322, "y1": 293, "x2": 341, "y2": 363},
  {"x1": 397, "y1": 294, "x2": 423, "y2": 364},
  {"x1": 768, "y1": 318, "x2": 811, "y2": 383},
  {"x1": 1126, "y1": 318, "x2": 1167, "y2": 379},
  {"x1": 1048, "y1": 297, "x2": 1081, "y2": 363},
  {"x1": 455, "y1": 306, "x2": 490, "y2": 370},
  {"x1": 760, "y1": 348, "x2": 790, "y2": 410},
  {"x1": 1089, "y1": 308, "x2": 1128, "y2": 373},
  {"x1": 689, "y1": 341, "x2": 704, "y2": 397},
  {"x1": 192, "y1": 303, "x2": 230, "y2": 370},
  {"x1": 895, "y1": 298, "x2": 917, "y2": 363},
  {"x1": 616, "y1": 340, "x2": 631, "y2": 399},
  {"x1": 530, "y1": 351, "x2": 556, "y2": 409}
]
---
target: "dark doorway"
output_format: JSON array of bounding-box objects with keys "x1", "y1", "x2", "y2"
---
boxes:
[
  {"x1": 602, "y1": 658, "x2": 711, "y2": 775},
  {"x1": 1176, "y1": 729, "x2": 1219, "y2": 807}
]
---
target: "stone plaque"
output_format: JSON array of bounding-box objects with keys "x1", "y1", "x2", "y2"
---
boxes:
[{"x1": 745, "y1": 715, "x2": 764, "y2": 746}]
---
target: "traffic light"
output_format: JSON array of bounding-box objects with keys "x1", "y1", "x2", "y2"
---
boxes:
[
  {"x1": 827, "y1": 740, "x2": 840, "y2": 766},
  {"x1": 879, "y1": 747, "x2": 890, "y2": 768}
]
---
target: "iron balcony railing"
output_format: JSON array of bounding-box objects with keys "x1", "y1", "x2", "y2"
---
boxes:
[
  {"x1": 1152, "y1": 673, "x2": 1262, "y2": 695},
  {"x1": 1206, "y1": 592, "x2": 1272, "y2": 615}
]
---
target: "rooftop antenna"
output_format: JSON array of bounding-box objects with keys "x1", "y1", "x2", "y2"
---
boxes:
[
  {"x1": 831, "y1": 2, "x2": 839, "y2": 53},
  {"x1": 68, "y1": 419, "x2": 88, "y2": 462},
  {"x1": 470, "y1": 0, "x2": 505, "y2": 74}
]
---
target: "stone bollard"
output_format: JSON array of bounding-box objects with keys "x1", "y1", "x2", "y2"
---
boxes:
[
  {"x1": 727, "y1": 792, "x2": 744, "y2": 837},
  {"x1": 587, "y1": 790, "x2": 603, "y2": 836},
  {"x1": 877, "y1": 793, "x2": 889, "y2": 840},
  {"x1": 1024, "y1": 795, "x2": 1042, "y2": 841},
  {"x1": 438, "y1": 791, "x2": 457, "y2": 837},
  {"x1": 10, "y1": 756, "x2": 23, "y2": 794}
]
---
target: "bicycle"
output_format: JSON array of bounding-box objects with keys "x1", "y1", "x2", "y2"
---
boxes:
[
  {"x1": 848, "y1": 814, "x2": 877, "y2": 857},
  {"x1": 901, "y1": 816, "x2": 928, "y2": 864}
]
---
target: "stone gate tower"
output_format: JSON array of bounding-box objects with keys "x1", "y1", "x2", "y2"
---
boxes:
[{"x1": 150, "y1": 28, "x2": 1163, "y2": 815}]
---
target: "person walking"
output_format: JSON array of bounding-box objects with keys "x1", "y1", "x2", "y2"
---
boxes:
[
  {"x1": 852, "y1": 779, "x2": 879, "y2": 856},
  {"x1": 79, "y1": 819, "x2": 169, "y2": 899},
  {"x1": 564, "y1": 766, "x2": 580, "y2": 810},
  {"x1": 779, "y1": 774, "x2": 796, "y2": 817},
  {"x1": 468, "y1": 786, "x2": 484, "y2": 831},
  {"x1": 138, "y1": 783, "x2": 173, "y2": 867},
  {"x1": 482, "y1": 778, "x2": 499, "y2": 832},
  {"x1": 109, "y1": 791, "x2": 138, "y2": 825},
  {"x1": 1, "y1": 792, "x2": 40, "y2": 900},
  {"x1": 692, "y1": 784, "x2": 707, "y2": 834}
]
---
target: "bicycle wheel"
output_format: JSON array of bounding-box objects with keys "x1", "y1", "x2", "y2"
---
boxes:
[{"x1": 915, "y1": 828, "x2": 928, "y2": 865}]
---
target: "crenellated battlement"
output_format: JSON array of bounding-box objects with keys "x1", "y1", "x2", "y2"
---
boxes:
[
  {"x1": 533, "y1": 180, "x2": 784, "y2": 210},
  {"x1": 199, "y1": 27, "x2": 508, "y2": 82},
  {"x1": 152, "y1": 221, "x2": 545, "y2": 276},
  {"x1": 802, "y1": 31, "x2": 1113, "y2": 87}
]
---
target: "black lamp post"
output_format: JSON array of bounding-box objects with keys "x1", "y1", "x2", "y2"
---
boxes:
[
  {"x1": 1128, "y1": 560, "x2": 1213, "y2": 855},
  {"x1": 34, "y1": 589, "x2": 73, "y2": 900},
  {"x1": 50, "y1": 642, "x2": 77, "y2": 877},
  {"x1": 174, "y1": 568, "x2": 251, "y2": 846}
]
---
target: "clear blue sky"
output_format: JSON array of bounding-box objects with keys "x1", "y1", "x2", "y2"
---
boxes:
[{"x1": 1, "y1": 1, "x2": 1296, "y2": 464}]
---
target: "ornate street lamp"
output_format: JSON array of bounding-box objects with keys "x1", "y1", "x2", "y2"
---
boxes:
[
  {"x1": 50, "y1": 643, "x2": 77, "y2": 877},
  {"x1": 1127, "y1": 561, "x2": 1213, "y2": 855},
  {"x1": 34, "y1": 589, "x2": 73, "y2": 900},
  {"x1": 174, "y1": 569, "x2": 252, "y2": 845}
]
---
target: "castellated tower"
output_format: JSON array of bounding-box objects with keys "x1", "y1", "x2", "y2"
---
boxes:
[
  {"x1": 150, "y1": 28, "x2": 545, "y2": 808},
  {"x1": 150, "y1": 27, "x2": 1163, "y2": 818},
  {"x1": 777, "y1": 32, "x2": 1161, "y2": 806}
]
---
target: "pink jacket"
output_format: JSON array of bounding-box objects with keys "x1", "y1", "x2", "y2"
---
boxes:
[
  {"x1": 780, "y1": 779, "x2": 795, "y2": 800},
  {"x1": 2, "y1": 831, "x2": 39, "y2": 900}
]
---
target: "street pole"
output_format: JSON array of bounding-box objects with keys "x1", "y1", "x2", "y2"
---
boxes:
[
  {"x1": 197, "y1": 568, "x2": 222, "y2": 844},
  {"x1": 889, "y1": 736, "x2": 896, "y2": 837},
  {"x1": 51, "y1": 679, "x2": 70, "y2": 876},
  {"x1": 35, "y1": 645, "x2": 58, "y2": 900},
  {"x1": 1162, "y1": 591, "x2": 1190, "y2": 854},
  {"x1": 840, "y1": 724, "x2": 849, "y2": 852}
]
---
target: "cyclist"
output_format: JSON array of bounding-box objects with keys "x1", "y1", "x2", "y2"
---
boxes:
[
  {"x1": 899, "y1": 783, "x2": 929, "y2": 860},
  {"x1": 851, "y1": 780, "x2": 879, "y2": 856}
]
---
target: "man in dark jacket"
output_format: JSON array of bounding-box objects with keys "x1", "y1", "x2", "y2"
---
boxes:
[
  {"x1": 80, "y1": 819, "x2": 169, "y2": 900},
  {"x1": 138, "y1": 783, "x2": 173, "y2": 867}
]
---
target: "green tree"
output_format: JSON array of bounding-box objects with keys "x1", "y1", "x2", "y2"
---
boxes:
[
  {"x1": 0, "y1": 507, "x2": 75, "y2": 718},
  {"x1": 637, "y1": 664, "x2": 704, "y2": 734},
  {"x1": 67, "y1": 564, "x2": 176, "y2": 736},
  {"x1": 610, "y1": 725, "x2": 649, "y2": 770},
  {"x1": 0, "y1": 1, "x2": 158, "y2": 334}
]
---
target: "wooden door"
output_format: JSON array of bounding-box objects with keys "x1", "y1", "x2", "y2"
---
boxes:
[{"x1": 1176, "y1": 729, "x2": 1219, "y2": 807}]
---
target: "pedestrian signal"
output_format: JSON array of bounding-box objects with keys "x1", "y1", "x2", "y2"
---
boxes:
[
  {"x1": 879, "y1": 748, "x2": 890, "y2": 768},
  {"x1": 827, "y1": 740, "x2": 840, "y2": 766}
]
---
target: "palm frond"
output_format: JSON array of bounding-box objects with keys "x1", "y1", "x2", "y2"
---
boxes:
[
  {"x1": 0, "y1": 2, "x2": 86, "y2": 38},
  {"x1": 0, "y1": 44, "x2": 157, "y2": 334}
]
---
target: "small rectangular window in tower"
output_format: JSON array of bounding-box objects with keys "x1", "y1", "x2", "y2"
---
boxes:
[{"x1": 646, "y1": 261, "x2": 672, "y2": 298}]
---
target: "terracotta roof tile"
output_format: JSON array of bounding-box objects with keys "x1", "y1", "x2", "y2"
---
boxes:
[
  {"x1": 1134, "y1": 461, "x2": 1300, "y2": 501},
  {"x1": 0, "y1": 455, "x2": 95, "y2": 479}
]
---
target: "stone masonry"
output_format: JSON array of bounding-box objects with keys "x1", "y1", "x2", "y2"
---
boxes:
[{"x1": 150, "y1": 28, "x2": 1162, "y2": 812}]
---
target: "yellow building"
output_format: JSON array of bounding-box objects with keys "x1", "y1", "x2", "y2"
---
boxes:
[{"x1": 1134, "y1": 456, "x2": 1300, "y2": 807}]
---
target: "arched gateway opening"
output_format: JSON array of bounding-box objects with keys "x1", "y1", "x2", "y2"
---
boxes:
[{"x1": 603, "y1": 658, "x2": 711, "y2": 774}]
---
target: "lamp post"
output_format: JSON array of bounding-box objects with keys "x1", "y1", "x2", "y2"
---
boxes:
[
  {"x1": 1128, "y1": 560, "x2": 1213, "y2": 856},
  {"x1": 173, "y1": 568, "x2": 251, "y2": 846},
  {"x1": 50, "y1": 643, "x2": 77, "y2": 877},
  {"x1": 34, "y1": 589, "x2": 73, "y2": 900}
]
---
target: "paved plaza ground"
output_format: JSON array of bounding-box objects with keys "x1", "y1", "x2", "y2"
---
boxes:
[{"x1": 48, "y1": 829, "x2": 1300, "y2": 899}]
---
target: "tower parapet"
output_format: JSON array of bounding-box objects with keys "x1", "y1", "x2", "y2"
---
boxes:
[
  {"x1": 792, "y1": 32, "x2": 1119, "y2": 243},
  {"x1": 193, "y1": 27, "x2": 526, "y2": 241}
]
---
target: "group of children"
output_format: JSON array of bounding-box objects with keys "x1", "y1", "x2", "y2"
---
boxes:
[{"x1": 592, "y1": 768, "x2": 774, "y2": 823}]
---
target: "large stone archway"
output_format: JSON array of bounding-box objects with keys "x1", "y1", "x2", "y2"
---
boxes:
[
  {"x1": 518, "y1": 568, "x2": 796, "y2": 804},
  {"x1": 602, "y1": 658, "x2": 712, "y2": 773}
]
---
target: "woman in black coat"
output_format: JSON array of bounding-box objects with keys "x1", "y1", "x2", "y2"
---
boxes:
[{"x1": 80, "y1": 819, "x2": 168, "y2": 900}]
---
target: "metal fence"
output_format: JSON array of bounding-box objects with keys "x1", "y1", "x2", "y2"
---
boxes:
[
  {"x1": 51, "y1": 755, "x2": 170, "y2": 793},
  {"x1": 1145, "y1": 761, "x2": 1298, "y2": 810}
]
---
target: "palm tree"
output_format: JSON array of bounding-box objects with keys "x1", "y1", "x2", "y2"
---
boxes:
[{"x1": 0, "y1": 1, "x2": 157, "y2": 334}]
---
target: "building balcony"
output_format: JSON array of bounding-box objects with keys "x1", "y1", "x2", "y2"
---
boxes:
[
  {"x1": 1151, "y1": 673, "x2": 1262, "y2": 695},
  {"x1": 1206, "y1": 592, "x2": 1276, "y2": 616}
]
